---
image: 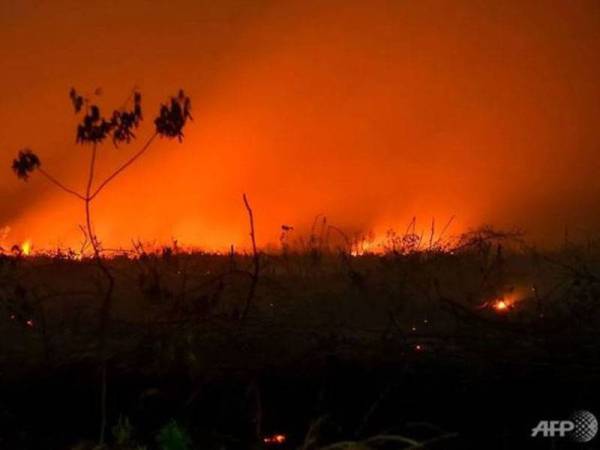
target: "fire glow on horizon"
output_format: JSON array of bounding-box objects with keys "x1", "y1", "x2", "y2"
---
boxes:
[
  {"x1": 21, "y1": 240, "x2": 32, "y2": 256},
  {"x1": 2, "y1": 1, "x2": 600, "y2": 250}
]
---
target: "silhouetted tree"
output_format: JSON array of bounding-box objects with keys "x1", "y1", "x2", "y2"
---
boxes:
[
  {"x1": 11, "y1": 86, "x2": 192, "y2": 445},
  {"x1": 12, "y1": 87, "x2": 192, "y2": 252}
]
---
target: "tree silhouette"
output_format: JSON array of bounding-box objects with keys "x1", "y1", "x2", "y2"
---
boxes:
[
  {"x1": 12, "y1": 87, "x2": 192, "y2": 253},
  {"x1": 154, "y1": 89, "x2": 192, "y2": 141},
  {"x1": 11, "y1": 86, "x2": 192, "y2": 444}
]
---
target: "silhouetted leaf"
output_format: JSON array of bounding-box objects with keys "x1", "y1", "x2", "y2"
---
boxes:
[
  {"x1": 155, "y1": 90, "x2": 192, "y2": 141},
  {"x1": 69, "y1": 88, "x2": 84, "y2": 113},
  {"x1": 74, "y1": 90, "x2": 144, "y2": 146},
  {"x1": 12, "y1": 149, "x2": 41, "y2": 180}
]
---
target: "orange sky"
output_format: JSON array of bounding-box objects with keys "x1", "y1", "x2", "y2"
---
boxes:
[{"x1": 2, "y1": 0, "x2": 600, "y2": 251}]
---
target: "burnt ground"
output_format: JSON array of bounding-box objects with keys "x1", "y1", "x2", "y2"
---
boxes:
[{"x1": 1, "y1": 245, "x2": 599, "y2": 449}]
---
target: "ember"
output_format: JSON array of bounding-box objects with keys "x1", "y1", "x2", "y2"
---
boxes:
[
  {"x1": 263, "y1": 434, "x2": 287, "y2": 445},
  {"x1": 491, "y1": 297, "x2": 517, "y2": 313}
]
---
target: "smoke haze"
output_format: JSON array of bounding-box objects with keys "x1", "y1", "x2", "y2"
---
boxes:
[{"x1": 2, "y1": 0, "x2": 600, "y2": 250}]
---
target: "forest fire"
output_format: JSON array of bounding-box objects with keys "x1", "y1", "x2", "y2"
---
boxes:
[
  {"x1": 1, "y1": 2, "x2": 599, "y2": 449},
  {"x1": 3, "y1": 2, "x2": 600, "y2": 251}
]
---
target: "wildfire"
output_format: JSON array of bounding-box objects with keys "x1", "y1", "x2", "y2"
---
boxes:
[
  {"x1": 263, "y1": 434, "x2": 287, "y2": 445},
  {"x1": 21, "y1": 239, "x2": 32, "y2": 256}
]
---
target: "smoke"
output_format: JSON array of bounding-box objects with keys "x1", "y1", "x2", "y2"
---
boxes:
[{"x1": 2, "y1": 0, "x2": 600, "y2": 250}]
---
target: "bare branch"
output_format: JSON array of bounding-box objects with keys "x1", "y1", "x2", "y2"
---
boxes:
[
  {"x1": 243, "y1": 193, "x2": 258, "y2": 258},
  {"x1": 241, "y1": 193, "x2": 260, "y2": 321},
  {"x1": 89, "y1": 133, "x2": 158, "y2": 201},
  {"x1": 85, "y1": 144, "x2": 99, "y2": 252},
  {"x1": 38, "y1": 168, "x2": 86, "y2": 201}
]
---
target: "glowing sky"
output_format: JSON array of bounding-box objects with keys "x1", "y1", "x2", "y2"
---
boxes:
[{"x1": 2, "y1": 0, "x2": 600, "y2": 250}]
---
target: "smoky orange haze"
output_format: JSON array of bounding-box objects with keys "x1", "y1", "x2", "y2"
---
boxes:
[{"x1": 2, "y1": 0, "x2": 600, "y2": 251}]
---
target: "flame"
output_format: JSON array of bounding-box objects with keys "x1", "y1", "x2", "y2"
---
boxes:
[
  {"x1": 483, "y1": 288, "x2": 529, "y2": 313},
  {"x1": 263, "y1": 434, "x2": 286, "y2": 445},
  {"x1": 350, "y1": 242, "x2": 372, "y2": 256},
  {"x1": 21, "y1": 239, "x2": 32, "y2": 256},
  {"x1": 493, "y1": 300, "x2": 509, "y2": 311},
  {"x1": 492, "y1": 294, "x2": 517, "y2": 312},
  {"x1": 3, "y1": 2, "x2": 600, "y2": 251}
]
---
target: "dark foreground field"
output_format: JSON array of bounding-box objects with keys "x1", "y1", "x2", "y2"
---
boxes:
[{"x1": 1, "y1": 232, "x2": 599, "y2": 449}]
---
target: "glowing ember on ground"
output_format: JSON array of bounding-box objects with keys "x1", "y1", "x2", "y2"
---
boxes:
[
  {"x1": 478, "y1": 289, "x2": 527, "y2": 313},
  {"x1": 263, "y1": 434, "x2": 286, "y2": 445},
  {"x1": 21, "y1": 239, "x2": 32, "y2": 256},
  {"x1": 493, "y1": 299, "x2": 512, "y2": 312}
]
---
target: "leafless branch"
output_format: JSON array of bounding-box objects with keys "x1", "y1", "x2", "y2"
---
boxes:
[
  {"x1": 241, "y1": 193, "x2": 260, "y2": 321},
  {"x1": 89, "y1": 133, "x2": 158, "y2": 201},
  {"x1": 38, "y1": 168, "x2": 86, "y2": 201}
]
